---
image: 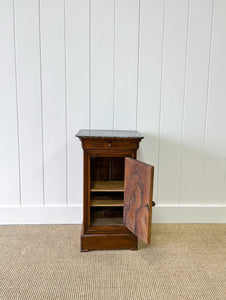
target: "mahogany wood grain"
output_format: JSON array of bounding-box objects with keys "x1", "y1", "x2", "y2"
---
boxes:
[
  {"x1": 81, "y1": 232, "x2": 138, "y2": 251},
  {"x1": 123, "y1": 157, "x2": 154, "y2": 244},
  {"x1": 81, "y1": 138, "x2": 141, "y2": 150},
  {"x1": 77, "y1": 129, "x2": 145, "y2": 251}
]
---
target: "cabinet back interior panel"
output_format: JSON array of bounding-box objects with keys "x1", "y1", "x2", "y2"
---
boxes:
[{"x1": 90, "y1": 157, "x2": 125, "y2": 181}]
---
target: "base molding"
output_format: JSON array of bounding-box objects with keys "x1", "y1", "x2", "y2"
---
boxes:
[
  {"x1": 152, "y1": 205, "x2": 226, "y2": 223},
  {"x1": 0, "y1": 205, "x2": 225, "y2": 225},
  {"x1": 81, "y1": 232, "x2": 137, "y2": 251},
  {"x1": 0, "y1": 206, "x2": 83, "y2": 225}
]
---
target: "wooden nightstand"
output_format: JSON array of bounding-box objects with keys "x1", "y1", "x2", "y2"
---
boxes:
[{"x1": 76, "y1": 129, "x2": 154, "y2": 251}]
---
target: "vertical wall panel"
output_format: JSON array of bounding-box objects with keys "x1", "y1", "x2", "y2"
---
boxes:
[
  {"x1": 224, "y1": 158, "x2": 226, "y2": 205},
  {"x1": 1, "y1": 0, "x2": 226, "y2": 215},
  {"x1": 40, "y1": 0, "x2": 66, "y2": 205},
  {"x1": 203, "y1": 0, "x2": 226, "y2": 205},
  {"x1": 91, "y1": 0, "x2": 114, "y2": 129},
  {"x1": 137, "y1": 0, "x2": 165, "y2": 205},
  {"x1": 14, "y1": 0, "x2": 43, "y2": 206},
  {"x1": 65, "y1": 0, "x2": 89, "y2": 206},
  {"x1": 114, "y1": 0, "x2": 139, "y2": 130},
  {"x1": 158, "y1": 0, "x2": 188, "y2": 205},
  {"x1": 0, "y1": 1, "x2": 20, "y2": 206},
  {"x1": 180, "y1": 0, "x2": 213, "y2": 205}
]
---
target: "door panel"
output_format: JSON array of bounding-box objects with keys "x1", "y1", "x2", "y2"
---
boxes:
[{"x1": 123, "y1": 157, "x2": 154, "y2": 244}]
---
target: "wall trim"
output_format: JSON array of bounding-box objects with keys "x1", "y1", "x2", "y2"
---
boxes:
[
  {"x1": 0, "y1": 205, "x2": 225, "y2": 225},
  {"x1": 152, "y1": 205, "x2": 226, "y2": 223},
  {"x1": 0, "y1": 206, "x2": 83, "y2": 225}
]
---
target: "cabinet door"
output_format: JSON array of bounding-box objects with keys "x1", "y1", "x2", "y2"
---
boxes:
[{"x1": 123, "y1": 157, "x2": 154, "y2": 244}]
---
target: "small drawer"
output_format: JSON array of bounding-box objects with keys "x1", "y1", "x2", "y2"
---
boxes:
[{"x1": 81, "y1": 138, "x2": 140, "y2": 150}]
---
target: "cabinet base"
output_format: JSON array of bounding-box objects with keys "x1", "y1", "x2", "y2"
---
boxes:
[{"x1": 80, "y1": 232, "x2": 138, "y2": 251}]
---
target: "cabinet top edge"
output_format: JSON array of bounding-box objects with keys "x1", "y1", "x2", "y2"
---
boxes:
[{"x1": 75, "y1": 129, "x2": 144, "y2": 139}]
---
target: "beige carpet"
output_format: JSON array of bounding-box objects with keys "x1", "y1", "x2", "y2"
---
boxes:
[{"x1": 0, "y1": 224, "x2": 225, "y2": 300}]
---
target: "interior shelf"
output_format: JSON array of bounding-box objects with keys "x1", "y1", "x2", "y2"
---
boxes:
[
  {"x1": 91, "y1": 217, "x2": 123, "y2": 226},
  {"x1": 90, "y1": 180, "x2": 124, "y2": 192},
  {"x1": 91, "y1": 199, "x2": 123, "y2": 207},
  {"x1": 90, "y1": 194, "x2": 123, "y2": 207}
]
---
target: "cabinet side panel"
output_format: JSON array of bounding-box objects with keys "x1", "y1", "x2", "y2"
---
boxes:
[{"x1": 83, "y1": 151, "x2": 90, "y2": 232}]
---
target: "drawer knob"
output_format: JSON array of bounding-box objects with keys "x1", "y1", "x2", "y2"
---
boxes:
[{"x1": 108, "y1": 143, "x2": 112, "y2": 147}]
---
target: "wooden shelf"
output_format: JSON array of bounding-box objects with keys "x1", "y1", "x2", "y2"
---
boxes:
[
  {"x1": 90, "y1": 194, "x2": 123, "y2": 207},
  {"x1": 91, "y1": 200, "x2": 123, "y2": 207},
  {"x1": 90, "y1": 180, "x2": 124, "y2": 192},
  {"x1": 91, "y1": 217, "x2": 123, "y2": 226}
]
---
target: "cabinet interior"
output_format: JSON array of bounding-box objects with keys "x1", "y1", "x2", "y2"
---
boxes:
[{"x1": 90, "y1": 157, "x2": 125, "y2": 226}]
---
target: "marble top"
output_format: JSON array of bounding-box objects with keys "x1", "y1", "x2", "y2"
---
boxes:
[{"x1": 76, "y1": 129, "x2": 144, "y2": 139}]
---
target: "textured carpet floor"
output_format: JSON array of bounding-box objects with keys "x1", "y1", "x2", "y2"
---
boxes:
[{"x1": 0, "y1": 224, "x2": 225, "y2": 300}]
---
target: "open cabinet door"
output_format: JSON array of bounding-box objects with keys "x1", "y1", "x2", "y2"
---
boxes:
[{"x1": 123, "y1": 157, "x2": 154, "y2": 244}]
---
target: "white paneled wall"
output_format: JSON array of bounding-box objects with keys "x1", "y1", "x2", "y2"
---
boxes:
[
  {"x1": 40, "y1": 0, "x2": 67, "y2": 206},
  {"x1": 14, "y1": 0, "x2": 44, "y2": 206},
  {"x1": 91, "y1": 0, "x2": 114, "y2": 129},
  {"x1": 65, "y1": 0, "x2": 89, "y2": 206},
  {"x1": 0, "y1": 1, "x2": 20, "y2": 206},
  {"x1": 114, "y1": 0, "x2": 139, "y2": 130},
  {"x1": 0, "y1": 0, "x2": 226, "y2": 224},
  {"x1": 180, "y1": 0, "x2": 213, "y2": 206}
]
